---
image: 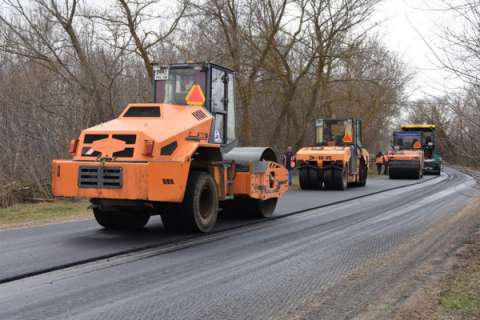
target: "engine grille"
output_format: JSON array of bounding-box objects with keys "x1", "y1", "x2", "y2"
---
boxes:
[
  {"x1": 192, "y1": 110, "x2": 207, "y2": 120},
  {"x1": 112, "y1": 134, "x2": 137, "y2": 144},
  {"x1": 84, "y1": 134, "x2": 108, "y2": 144},
  {"x1": 78, "y1": 166, "x2": 123, "y2": 189},
  {"x1": 81, "y1": 134, "x2": 137, "y2": 158}
]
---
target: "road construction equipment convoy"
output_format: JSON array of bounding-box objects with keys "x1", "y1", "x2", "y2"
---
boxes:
[
  {"x1": 51, "y1": 62, "x2": 288, "y2": 233},
  {"x1": 400, "y1": 124, "x2": 441, "y2": 175},
  {"x1": 388, "y1": 130, "x2": 424, "y2": 179},
  {"x1": 296, "y1": 119, "x2": 369, "y2": 190}
]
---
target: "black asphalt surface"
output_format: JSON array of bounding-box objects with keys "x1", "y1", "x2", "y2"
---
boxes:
[
  {"x1": 0, "y1": 174, "x2": 436, "y2": 283},
  {"x1": 0, "y1": 169, "x2": 477, "y2": 319}
]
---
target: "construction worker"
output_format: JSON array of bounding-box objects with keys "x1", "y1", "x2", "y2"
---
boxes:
[
  {"x1": 412, "y1": 139, "x2": 421, "y2": 149},
  {"x1": 375, "y1": 152, "x2": 384, "y2": 175},
  {"x1": 383, "y1": 152, "x2": 389, "y2": 175},
  {"x1": 282, "y1": 146, "x2": 296, "y2": 186},
  {"x1": 343, "y1": 131, "x2": 353, "y2": 143}
]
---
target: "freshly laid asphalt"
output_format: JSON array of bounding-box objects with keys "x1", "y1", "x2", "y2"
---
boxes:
[
  {"x1": 0, "y1": 174, "x2": 436, "y2": 283},
  {"x1": 0, "y1": 169, "x2": 476, "y2": 319}
]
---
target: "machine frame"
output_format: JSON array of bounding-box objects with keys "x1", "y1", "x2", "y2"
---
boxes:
[{"x1": 52, "y1": 62, "x2": 288, "y2": 233}]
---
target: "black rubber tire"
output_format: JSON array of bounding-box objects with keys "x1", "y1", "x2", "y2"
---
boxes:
[
  {"x1": 357, "y1": 163, "x2": 368, "y2": 187},
  {"x1": 93, "y1": 208, "x2": 116, "y2": 229},
  {"x1": 334, "y1": 167, "x2": 348, "y2": 190},
  {"x1": 121, "y1": 211, "x2": 150, "y2": 229},
  {"x1": 323, "y1": 167, "x2": 334, "y2": 190},
  {"x1": 222, "y1": 197, "x2": 278, "y2": 219},
  {"x1": 410, "y1": 168, "x2": 422, "y2": 180},
  {"x1": 389, "y1": 169, "x2": 399, "y2": 179},
  {"x1": 299, "y1": 167, "x2": 311, "y2": 190},
  {"x1": 308, "y1": 168, "x2": 323, "y2": 190},
  {"x1": 93, "y1": 208, "x2": 150, "y2": 230},
  {"x1": 160, "y1": 208, "x2": 182, "y2": 232},
  {"x1": 249, "y1": 198, "x2": 278, "y2": 218},
  {"x1": 161, "y1": 171, "x2": 218, "y2": 233}
]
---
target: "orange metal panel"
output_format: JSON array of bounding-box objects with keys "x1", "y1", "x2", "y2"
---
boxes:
[
  {"x1": 74, "y1": 104, "x2": 213, "y2": 162},
  {"x1": 52, "y1": 160, "x2": 149, "y2": 200},
  {"x1": 147, "y1": 161, "x2": 190, "y2": 202},
  {"x1": 388, "y1": 150, "x2": 424, "y2": 161},
  {"x1": 210, "y1": 166, "x2": 227, "y2": 199},
  {"x1": 52, "y1": 159, "x2": 193, "y2": 203},
  {"x1": 296, "y1": 146, "x2": 350, "y2": 167},
  {"x1": 232, "y1": 172, "x2": 251, "y2": 195},
  {"x1": 232, "y1": 162, "x2": 288, "y2": 200}
]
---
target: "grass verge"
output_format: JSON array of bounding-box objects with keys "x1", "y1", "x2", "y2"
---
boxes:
[
  {"x1": 437, "y1": 238, "x2": 480, "y2": 318},
  {"x1": 0, "y1": 200, "x2": 91, "y2": 230}
]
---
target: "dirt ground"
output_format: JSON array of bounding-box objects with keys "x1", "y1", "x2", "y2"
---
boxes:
[
  {"x1": 391, "y1": 226, "x2": 480, "y2": 320},
  {"x1": 356, "y1": 194, "x2": 480, "y2": 320},
  {"x1": 386, "y1": 168, "x2": 480, "y2": 320}
]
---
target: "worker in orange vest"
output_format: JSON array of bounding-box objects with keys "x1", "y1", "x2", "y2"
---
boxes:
[
  {"x1": 383, "y1": 153, "x2": 389, "y2": 175},
  {"x1": 413, "y1": 139, "x2": 421, "y2": 149},
  {"x1": 343, "y1": 132, "x2": 353, "y2": 143},
  {"x1": 375, "y1": 152, "x2": 384, "y2": 175},
  {"x1": 282, "y1": 146, "x2": 296, "y2": 186}
]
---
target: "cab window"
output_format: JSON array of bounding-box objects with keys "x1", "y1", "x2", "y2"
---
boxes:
[
  {"x1": 124, "y1": 106, "x2": 160, "y2": 117},
  {"x1": 315, "y1": 119, "x2": 353, "y2": 146},
  {"x1": 210, "y1": 67, "x2": 236, "y2": 145},
  {"x1": 155, "y1": 67, "x2": 206, "y2": 106}
]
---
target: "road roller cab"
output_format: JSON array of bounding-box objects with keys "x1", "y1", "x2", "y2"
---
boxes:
[
  {"x1": 388, "y1": 131, "x2": 424, "y2": 179},
  {"x1": 296, "y1": 119, "x2": 369, "y2": 190},
  {"x1": 52, "y1": 62, "x2": 288, "y2": 233}
]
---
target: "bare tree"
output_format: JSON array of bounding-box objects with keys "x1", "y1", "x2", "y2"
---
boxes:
[
  {"x1": 192, "y1": 0, "x2": 289, "y2": 145},
  {"x1": 0, "y1": 0, "x2": 412, "y2": 205},
  {"x1": 86, "y1": 0, "x2": 188, "y2": 81},
  {"x1": 408, "y1": 0, "x2": 480, "y2": 167}
]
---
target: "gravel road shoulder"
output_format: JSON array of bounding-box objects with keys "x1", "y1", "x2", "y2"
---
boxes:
[
  {"x1": 283, "y1": 196, "x2": 480, "y2": 320},
  {"x1": 360, "y1": 197, "x2": 480, "y2": 320}
]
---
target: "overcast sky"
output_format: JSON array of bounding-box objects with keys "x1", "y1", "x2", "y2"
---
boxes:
[
  {"x1": 0, "y1": 0, "x2": 464, "y2": 102},
  {"x1": 373, "y1": 0, "x2": 463, "y2": 100}
]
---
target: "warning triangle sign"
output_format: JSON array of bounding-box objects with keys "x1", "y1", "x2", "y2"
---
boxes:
[{"x1": 185, "y1": 84, "x2": 206, "y2": 106}]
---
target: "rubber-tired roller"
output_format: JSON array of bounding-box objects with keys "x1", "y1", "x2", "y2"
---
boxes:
[{"x1": 296, "y1": 119, "x2": 369, "y2": 191}]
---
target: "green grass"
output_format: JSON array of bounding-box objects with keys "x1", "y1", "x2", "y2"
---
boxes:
[
  {"x1": 0, "y1": 200, "x2": 91, "y2": 229},
  {"x1": 440, "y1": 261, "x2": 480, "y2": 316}
]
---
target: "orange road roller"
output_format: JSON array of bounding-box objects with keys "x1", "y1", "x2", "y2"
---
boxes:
[
  {"x1": 400, "y1": 124, "x2": 441, "y2": 175},
  {"x1": 52, "y1": 62, "x2": 288, "y2": 233},
  {"x1": 296, "y1": 119, "x2": 369, "y2": 190},
  {"x1": 388, "y1": 131, "x2": 424, "y2": 179}
]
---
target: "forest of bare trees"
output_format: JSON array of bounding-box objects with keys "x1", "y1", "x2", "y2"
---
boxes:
[
  {"x1": 0, "y1": 0, "x2": 412, "y2": 205},
  {"x1": 407, "y1": 0, "x2": 480, "y2": 167}
]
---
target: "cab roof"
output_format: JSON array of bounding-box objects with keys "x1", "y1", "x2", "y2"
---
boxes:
[
  {"x1": 401, "y1": 124, "x2": 436, "y2": 129},
  {"x1": 151, "y1": 61, "x2": 235, "y2": 73}
]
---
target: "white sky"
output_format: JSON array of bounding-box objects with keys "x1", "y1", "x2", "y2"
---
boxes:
[
  {"x1": 373, "y1": 0, "x2": 464, "y2": 100},
  {"x1": 1, "y1": 0, "x2": 465, "y2": 102}
]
